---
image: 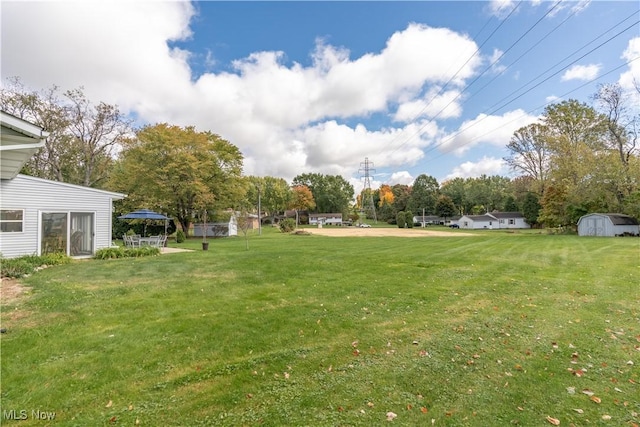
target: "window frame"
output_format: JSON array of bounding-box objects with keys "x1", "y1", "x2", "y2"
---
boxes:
[{"x1": 0, "y1": 209, "x2": 25, "y2": 233}]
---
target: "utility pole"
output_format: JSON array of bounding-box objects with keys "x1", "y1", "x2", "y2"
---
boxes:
[
  {"x1": 358, "y1": 157, "x2": 377, "y2": 223},
  {"x1": 257, "y1": 186, "x2": 262, "y2": 236}
]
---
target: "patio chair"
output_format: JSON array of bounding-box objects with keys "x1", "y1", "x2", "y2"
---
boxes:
[
  {"x1": 158, "y1": 234, "x2": 167, "y2": 248},
  {"x1": 130, "y1": 235, "x2": 141, "y2": 248}
]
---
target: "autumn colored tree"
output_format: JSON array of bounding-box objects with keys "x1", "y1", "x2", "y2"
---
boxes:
[
  {"x1": 290, "y1": 185, "x2": 316, "y2": 225},
  {"x1": 109, "y1": 124, "x2": 244, "y2": 233},
  {"x1": 378, "y1": 184, "x2": 395, "y2": 207}
]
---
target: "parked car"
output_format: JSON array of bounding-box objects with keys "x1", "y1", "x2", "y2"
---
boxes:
[
  {"x1": 449, "y1": 224, "x2": 460, "y2": 228},
  {"x1": 358, "y1": 223, "x2": 371, "y2": 228}
]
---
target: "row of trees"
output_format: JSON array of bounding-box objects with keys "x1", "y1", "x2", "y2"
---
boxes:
[
  {"x1": 2, "y1": 77, "x2": 638, "y2": 230},
  {"x1": 362, "y1": 174, "x2": 538, "y2": 225},
  {"x1": 504, "y1": 85, "x2": 639, "y2": 226},
  {"x1": 360, "y1": 84, "x2": 639, "y2": 227}
]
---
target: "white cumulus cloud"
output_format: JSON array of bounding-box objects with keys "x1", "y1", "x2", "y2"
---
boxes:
[
  {"x1": 561, "y1": 64, "x2": 601, "y2": 82},
  {"x1": 436, "y1": 109, "x2": 539, "y2": 156},
  {"x1": 445, "y1": 157, "x2": 507, "y2": 179}
]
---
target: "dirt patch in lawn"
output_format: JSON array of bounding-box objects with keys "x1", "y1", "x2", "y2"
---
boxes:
[
  {"x1": 304, "y1": 227, "x2": 475, "y2": 237},
  {"x1": 1, "y1": 278, "x2": 31, "y2": 306}
]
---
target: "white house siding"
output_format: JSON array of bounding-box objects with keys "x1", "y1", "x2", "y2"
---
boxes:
[
  {"x1": 0, "y1": 174, "x2": 124, "y2": 258},
  {"x1": 496, "y1": 217, "x2": 529, "y2": 229},
  {"x1": 459, "y1": 215, "x2": 496, "y2": 229}
]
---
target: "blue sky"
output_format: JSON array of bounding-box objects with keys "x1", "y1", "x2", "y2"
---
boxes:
[{"x1": 2, "y1": 1, "x2": 639, "y2": 194}]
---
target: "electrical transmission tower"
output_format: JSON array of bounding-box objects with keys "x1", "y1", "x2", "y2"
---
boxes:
[{"x1": 359, "y1": 157, "x2": 377, "y2": 223}]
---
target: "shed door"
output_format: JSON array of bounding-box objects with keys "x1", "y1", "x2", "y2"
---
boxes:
[{"x1": 586, "y1": 217, "x2": 605, "y2": 236}]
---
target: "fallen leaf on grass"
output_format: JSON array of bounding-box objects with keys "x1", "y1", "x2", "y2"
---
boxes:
[
  {"x1": 420, "y1": 407, "x2": 428, "y2": 413},
  {"x1": 602, "y1": 415, "x2": 611, "y2": 420},
  {"x1": 386, "y1": 411, "x2": 397, "y2": 421},
  {"x1": 581, "y1": 389, "x2": 594, "y2": 396},
  {"x1": 590, "y1": 396, "x2": 602, "y2": 404},
  {"x1": 105, "y1": 400, "x2": 113, "y2": 408},
  {"x1": 546, "y1": 415, "x2": 560, "y2": 425},
  {"x1": 572, "y1": 409, "x2": 583, "y2": 414}
]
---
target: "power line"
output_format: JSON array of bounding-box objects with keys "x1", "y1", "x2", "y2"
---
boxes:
[
  {"x1": 425, "y1": 56, "x2": 640, "y2": 167},
  {"x1": 381, "y1": 0, "x2": 561, "y2": 161}
]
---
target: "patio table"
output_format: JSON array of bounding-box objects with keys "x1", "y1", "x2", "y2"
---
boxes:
[{"x1": 139, "y1": 237, "x2": 160, "y2": 247}]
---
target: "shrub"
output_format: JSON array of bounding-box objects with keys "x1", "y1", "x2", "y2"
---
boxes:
[
  {"x1": 405, "y1": 212, "x2": 414, "y2": 228},
  {"x1": 279, "y1": 218, "x2": 296, "y2": 233},
  {"x1": 94, "y1": 246, "x2": 160, "y2": 260},
  {"x1": 1, "y1": 253, "x2": 72, "y2": 278},
  {"x1": 176, "y1": 229, "x2": 186, "y2": 243},
  {"x1": 94, "y1": 247, "x2": 127, "y2": 259},
  {"x1": 396, "y1": 211, "x2": 406, "y2": 228}
]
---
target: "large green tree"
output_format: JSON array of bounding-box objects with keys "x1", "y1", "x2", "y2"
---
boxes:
[
  {"x1": 109, "y1": 124, "x2": 244, "y2": 233},
  {"x1": 407, "y1": 174, "x2": 439, "y2": 216},
  {"x1": 262, "y1": 176, "x2": 292, "y2": 217},
  {"x1": 292, "y1": 173, "x2": 354, "y2": 214},
  {"x1": 435, "y1": 195, "x2": 457, "y2": 220}
]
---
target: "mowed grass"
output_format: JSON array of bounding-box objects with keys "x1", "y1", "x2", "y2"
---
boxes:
[{"x1": 1, "y1": 228, "x2": 638, "y2": 426}]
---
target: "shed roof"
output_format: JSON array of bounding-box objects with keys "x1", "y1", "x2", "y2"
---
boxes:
[
  {"x1": 603, "y1": 214, "x2": 638, "y2": 225},
  {"x1": 579, "y1": 213, "x2": 639, "y2": 226}
]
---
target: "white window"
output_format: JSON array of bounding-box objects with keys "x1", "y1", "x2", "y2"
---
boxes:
[{"x1": 1, "y1": 209, "x2": 24, "y2": 232}]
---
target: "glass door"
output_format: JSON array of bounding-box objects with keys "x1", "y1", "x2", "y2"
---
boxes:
[
  {"x1": 70, "y1": 213, "x2": 94, "y2": 256},
  {"x1": 40, "y1": 212, "x2": 95, "y2": 256},
  {"x1": 41, "y1": 213, "x2": 68, "y2": 255}
]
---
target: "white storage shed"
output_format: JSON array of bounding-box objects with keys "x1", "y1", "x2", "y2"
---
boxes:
[{"x1": 577, "y1": 213, "x2": 639, "y2": 237}]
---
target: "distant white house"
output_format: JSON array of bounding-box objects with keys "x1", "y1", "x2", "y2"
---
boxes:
[
  {"x1": 489, "y1": 212, "x2": 530, "y2": 229},
  {"x1": 309, "y1": 213, "x2": 343, "y2": 226},
  {"x1": 577, "y1": 213, "x2": 639, "y2": 237},
  {"x1": 459, "y1": 214, "x2": 498, "y2": 229},
  {"x1": 458, "y1": 212, "x2": 530, "y2": 230},
  {"x1": 413, "y1": 215, "x2": 461, "y2": 227},
  {"x1": 1, "y1": 110, "x2": 126, "y2": 258}
]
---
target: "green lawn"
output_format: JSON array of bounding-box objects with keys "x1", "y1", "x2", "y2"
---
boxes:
[{"x1": 1, "y1": 228, "x2": 638, "y2": 426}]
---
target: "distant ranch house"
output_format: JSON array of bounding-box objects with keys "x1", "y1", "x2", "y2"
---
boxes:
[
  {"x1": 309, "y1": 213, "x2": 343, "y2": 226},
  {"x1": 0, "y1": 111, "x2": 126, "y2": 259},
  {"x1": 577, "y1": 213, "x2": 639, "y2": 237},
  {"x1": 413, "y1": 215, "x2": 461, "y2": 227},
  {"x1": 458, "y1": 212, "x2": 530, "y2": 230}
]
